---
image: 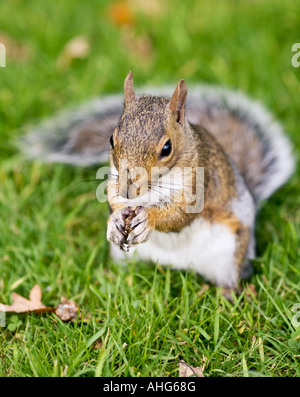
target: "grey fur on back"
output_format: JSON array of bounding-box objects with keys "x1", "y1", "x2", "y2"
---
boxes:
[{"x1": 20, "y1": 84, "x2": 295, "y2": 203}]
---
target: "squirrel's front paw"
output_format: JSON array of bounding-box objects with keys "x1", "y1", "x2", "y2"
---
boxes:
[
  {"x1": 107, "y1": 206, "x2": 153, "y2": 251},
  {"x1": 126, "y1": 207, "x2": 152, "y2": 247},
  {"x1": 106, "y1": 208, "x2": 127, "y2": 250}
]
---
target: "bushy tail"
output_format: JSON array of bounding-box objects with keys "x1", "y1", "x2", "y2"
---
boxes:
[
  {"x1": 20, "y1": 94, "x2": 124, "y2": 166},
  {"x1": 186, "y1": 85, "x2": 295, "y2": 203},
  {"x1": 20, "y1": 85, "x2": 295, "y2": 202}
]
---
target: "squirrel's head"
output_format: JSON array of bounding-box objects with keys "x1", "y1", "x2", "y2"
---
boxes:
[{"x1": 110, "y1": 71, "x2": 195, "y2": 202}]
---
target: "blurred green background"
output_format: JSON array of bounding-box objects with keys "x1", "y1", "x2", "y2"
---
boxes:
[
  {"x1": 0, "y1": 0, "x2": 299, "y2": 152},
  {"x1": 0, "y1": 0, "x2": 299, "y2": 377}
]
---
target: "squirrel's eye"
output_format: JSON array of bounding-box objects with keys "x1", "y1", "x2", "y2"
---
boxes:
[
  {"x1": 161, "y1": 139, "x2": 172, "y2": 157},
  {"x1": 110, "y1": 135, "x2": 114, "y2": 149}
]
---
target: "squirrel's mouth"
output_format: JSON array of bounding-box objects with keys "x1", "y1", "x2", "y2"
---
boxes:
[
  {"x1": 108, "y1": 162, "x2": 203, "y2": 212},
  {"x1": 110, "y1": 167, "x2": 185, "y2": 207},
  {"x1": 117, "y1": 177, "x2": 174, "y2": 207}
]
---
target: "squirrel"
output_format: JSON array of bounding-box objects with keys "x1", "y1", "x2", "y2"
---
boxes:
[{"x1": 21, "y1": 71, "x2": 295, "y2": 291}]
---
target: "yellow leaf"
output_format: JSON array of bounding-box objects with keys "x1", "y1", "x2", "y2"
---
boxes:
[{"x1": 108, "y1": 1, "x2": 135, "y2": 27}]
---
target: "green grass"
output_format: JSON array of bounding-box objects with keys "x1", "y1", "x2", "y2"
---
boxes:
[{"x1": 0, "y1": 0, "x2": 300, "y2": 377}]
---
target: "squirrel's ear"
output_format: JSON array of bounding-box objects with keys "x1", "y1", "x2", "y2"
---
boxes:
[
  {"x1": 124, "y1": 71, "x2": 135, "y2": 105},
  {"x1": 168, "y1": 79, "x2": 188, "y2": 124}
]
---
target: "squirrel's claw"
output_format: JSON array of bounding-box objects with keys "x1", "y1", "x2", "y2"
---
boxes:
[
  {"x1": 126, "y1": 209, "x2": 152, "y2": 247},
  {"x1": 106, "y1": 209, "x2": 126, "y2": 249},
  {"x1": 107, "y1": 207, "x2": 152, "y2": 250}
]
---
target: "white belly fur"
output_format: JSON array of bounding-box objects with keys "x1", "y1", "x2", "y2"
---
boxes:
[{"x1": 110, "y1": 217, "x2": 238, "y2": 289}]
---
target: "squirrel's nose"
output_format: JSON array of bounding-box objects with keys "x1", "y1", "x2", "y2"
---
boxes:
[
  {"x1": 119, "y1": 180, "x2": 131, "y2": 199},
  {"x1": 118, "y1": 168, "x2": 130, "y2": 199},
  {"x1": 119, "y1": 178, "x2": 141, "y2": 199}
]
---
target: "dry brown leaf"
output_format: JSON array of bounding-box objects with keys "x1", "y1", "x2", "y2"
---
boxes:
[
  {"x1": 92, "y1": 340, "x2": 103, "y2": 350},
  {"x1": 0, "y1": 284, "x2": 54, "y2": 314},
  {"x1": 55, "y1": 297, "x2": 80, "y2": 321},
  {"x1": 179, "y1": 360, "x2": 205, "y2": 377},
  {"x1": 0, "y1": 285, "x2": 81, "y2": 323},
  {"x1": 57, "y1": 36, "x2": 90, "y2": 70}
]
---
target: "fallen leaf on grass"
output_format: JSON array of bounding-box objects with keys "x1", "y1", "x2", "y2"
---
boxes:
[
  {"x1": 92, "y1": 340, "x2": 103, "y2": 350},
  {"x1": 178, "y1": 360, "x2": 205, "y2": 377},
  {"x1": 108, "y1": 1, "x2": 135, "y2": 26},
  {"x1": 57, "y1": 36, "x2": 90, "y2": 70},
  {"x1": 108, "y1": 0, "x2": 166, "y2": 26},
  {"x1": 0, "y1": 284, "x2": 54, "y2": 314},
  {"x1": 0, "y1": 285, "x2": 81, "y2": 322}
]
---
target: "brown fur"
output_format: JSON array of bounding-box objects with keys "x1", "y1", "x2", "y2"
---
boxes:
[
  {"x1": 188, "y1": 108, "x2": 267, "y2": 199},
  {"x1": 108, "y1": 73, "x2": 249, "y2": 279},
  {"x1": 234, "y1": 224, "x2": 251, "y2": 272},
  {"x1": 109, "y1": 76, "x2": 238, "y2": 224}
]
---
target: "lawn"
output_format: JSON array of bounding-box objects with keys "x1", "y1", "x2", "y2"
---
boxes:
[{"x1": 0, "y1": 0, "x2": 299, "y2": 377}]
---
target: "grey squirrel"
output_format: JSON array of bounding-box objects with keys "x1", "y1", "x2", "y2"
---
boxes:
[{"x1": 21, "y1": 71, "x2": 295, "y2": 291}]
